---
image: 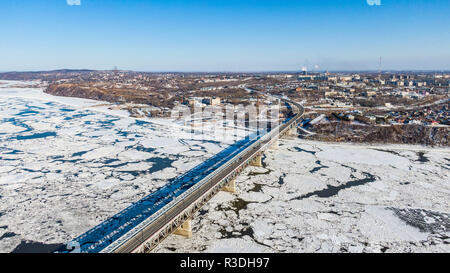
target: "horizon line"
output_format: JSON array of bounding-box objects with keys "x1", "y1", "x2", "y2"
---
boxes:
[{"x1": 1, "y1": 68, "x2": 450, "y2": 74}]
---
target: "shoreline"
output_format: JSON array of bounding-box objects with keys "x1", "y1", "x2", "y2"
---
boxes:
[
  {"x1": 1, "y1": 80, "x2": 448, "y2": 151},
  {"x1": 0, "y1": 81, "x2": 254, "y2": 144},
  {"x1": 294, "y1": 139, "x2": 450, "y2": 153}
]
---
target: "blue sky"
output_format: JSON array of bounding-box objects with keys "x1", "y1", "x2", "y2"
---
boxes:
[{"x1": 1, "y1": 0, "x2": 449, "y2": 71}]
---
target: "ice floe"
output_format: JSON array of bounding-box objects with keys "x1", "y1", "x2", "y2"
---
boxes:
[
  {"x1": 154, "y1": 139, "x2": 450, "y2": 253},
  {"x1": 0, "y1": 82, "x2": 245, "y2": 253}
]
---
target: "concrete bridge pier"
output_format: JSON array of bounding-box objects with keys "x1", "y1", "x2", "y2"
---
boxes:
[
  {"x1": 250, "y1": 154, "x2": 263, "y2": 167},
  {"x1": 270, "y1": 139, "x2": 279, "y2": 150},
  {"x1": 222, "y1": 179, "x2": 236, "y2": 193},
  {"x1": 174, "y1": 219, "x2": 192, "y2": 238},
  {"x1": 288, "y1": 126, "x2": 297, "y2": 136}
]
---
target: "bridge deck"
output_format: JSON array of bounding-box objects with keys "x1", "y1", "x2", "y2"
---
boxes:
[{"x1": 62, "y1": 131, "x2": 268, "y2": 253}]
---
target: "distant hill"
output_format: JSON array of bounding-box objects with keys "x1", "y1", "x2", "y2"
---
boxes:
[{"x1": 0, "y1": 69, "x2": 98, "y2": 81}]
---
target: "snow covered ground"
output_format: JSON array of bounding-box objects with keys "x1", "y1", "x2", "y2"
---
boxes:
[
  {"x1": 154, "y1": 138, "x2": 450, "y2": 253},
  {"x1": 0, "y1": 81, "x2": 242, "y2": 253}
]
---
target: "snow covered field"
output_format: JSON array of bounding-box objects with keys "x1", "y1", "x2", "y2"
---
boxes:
[
  {"x1": 154, "y1": 139, "x2": 450, "y2": 253},
  {"x1": 0, "y1": 81, "x2": 239, "y2": 252}
]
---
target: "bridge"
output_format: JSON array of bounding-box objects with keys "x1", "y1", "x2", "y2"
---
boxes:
[{"x1": 62, "y1": 96, "x2": 304, "y2": 253}]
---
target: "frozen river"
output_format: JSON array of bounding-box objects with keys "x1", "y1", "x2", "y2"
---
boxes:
[
  {"x1": 0, "y1": 82, "x2": 235, "y2": 252},
  {"x1": 1, "y1": 81, "x2": 448, "y2": 253},
  {"x1": 154, "y1": 139, "x2": 450, "y2": 253}
]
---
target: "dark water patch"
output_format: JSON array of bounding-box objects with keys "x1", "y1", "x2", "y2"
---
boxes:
[
  {"x1": 51, "y1": 154, "x2": 84, "y2": 164},
  {"x1": 190, "y1": 144, "x2": 208, "y2": 153},
  {"x1": 25, "y1": 104, "x2": 46, "y2": 110},
  {"x1": 340, "y1": 247, "x2": 349, "y2": 252},
  {"x1": 400, "y1": 182, "x2": 411, "y2": 185},
  {"x1": 261, "y1": 155, "x2": 269, "y2": 168},
  {"x1": 4, "y1": 149, "x2": 23, "y2": 155},
  {"x1": 183, "y1": 139, "x2": 223, "y2": 145},
  {"x1": 372, "y1": 149, "x2": 402, "y2": 156},
  {"x1": 220, "y1": 226, "x2": 254, "y2": 239},
  {"x1": 310, "y1": 166, "x2": 328, "y2": 173},
  {"x1": 22, "y1": 168, "x2": 48, "y2": 173},
  {"x1": 198, "y1": 208, "x2": 208, "y2": 216},
  {"x1": 0, "y1": 232, "x2": 18, "y2": 240},
  {"x1": 249, "y1": 183, "x2": 263, "y2": 192},
  {"x1": 12, "y1": 240, "x2": 65, "y2": 253},
  {"x1": 60, "y1": 108, "x2": 75, "y2": 112},
  {"x1": 0, "y1": 157, "x2": 16, "y2": 161},
  {"x1": 15, "y1": 110, "x2": 39, "y2": 116},
  {"x1": 64, "y1": 112, "x2": 92, "y2": 121},
  {"x1": 278, "y1": 173, "x2": 287, "y2": 185},
  {"x1": 293, "y1": 147, "x2": 316, "y2": 155},
  {"x1": 53, "y1": 158, "x2": 82, "y2": 164},
  {"x1": 388, "y1": 207, "x2": 450, "y2": 233},
  {"x1": 72, "y1": 150, "x2": 90, "y2": 157},
  {"x1": 146, "y1": 157, "x2": 175, "y2": 173},
  {"x1": 0, "y1": 226, "x2": 7, "y2": 229},
  {"x1": 113, "y1": 157, "x2": 175, "y2": 178},
  {"x1": 416, "y1": 152, "x2": 429, "y2": 163},
  {"x1": 134, "y1": 146, "x2": 156, "y2": 153},
  {"x1": 117, "y1": 130, "x2": 133, "y2": 138},
  {"x1": 341, "y1": 164, "x2": 358, "y2": 174},
  {"x1": 310, "y1": 160, "x2": 329, "y2": 174},
  {"x1": 102, "y1": 158, "x2": 121, "y2": 165},
  {"x1": 49, "y1": 155, "x2": 83, "y2": 164},
  {"x1": 16, "y1": 132, "x2": 56, "y2": 140},
  {"x1": 96, "y1": 118, "x2": 121, "y2": 129},
  {"x1": 219, "y1": 226, "x2": 273, "y2": 248},
  {"x1": 324, "y1": 211, "x2": 341, "y2": 216},
  {"x1": 381, "y1": 246, "x2": 389, "y2": 253},
  {"x1": 135, "y1": 119, "x2": 152, "y2": 126},
  {"x1": 291, "y1": 171, "x2": 377, "y2": 200},
  {"x1": 2, "y1": 118, "x2": 33, "y2": 133},
  {"x1": 230, "y1": 198, "x2": 254, "y2": 217}
]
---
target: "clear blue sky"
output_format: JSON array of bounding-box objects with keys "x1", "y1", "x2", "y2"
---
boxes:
[{"x1": 1, "y1": 0, "x2": 449, "y2": 72}]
